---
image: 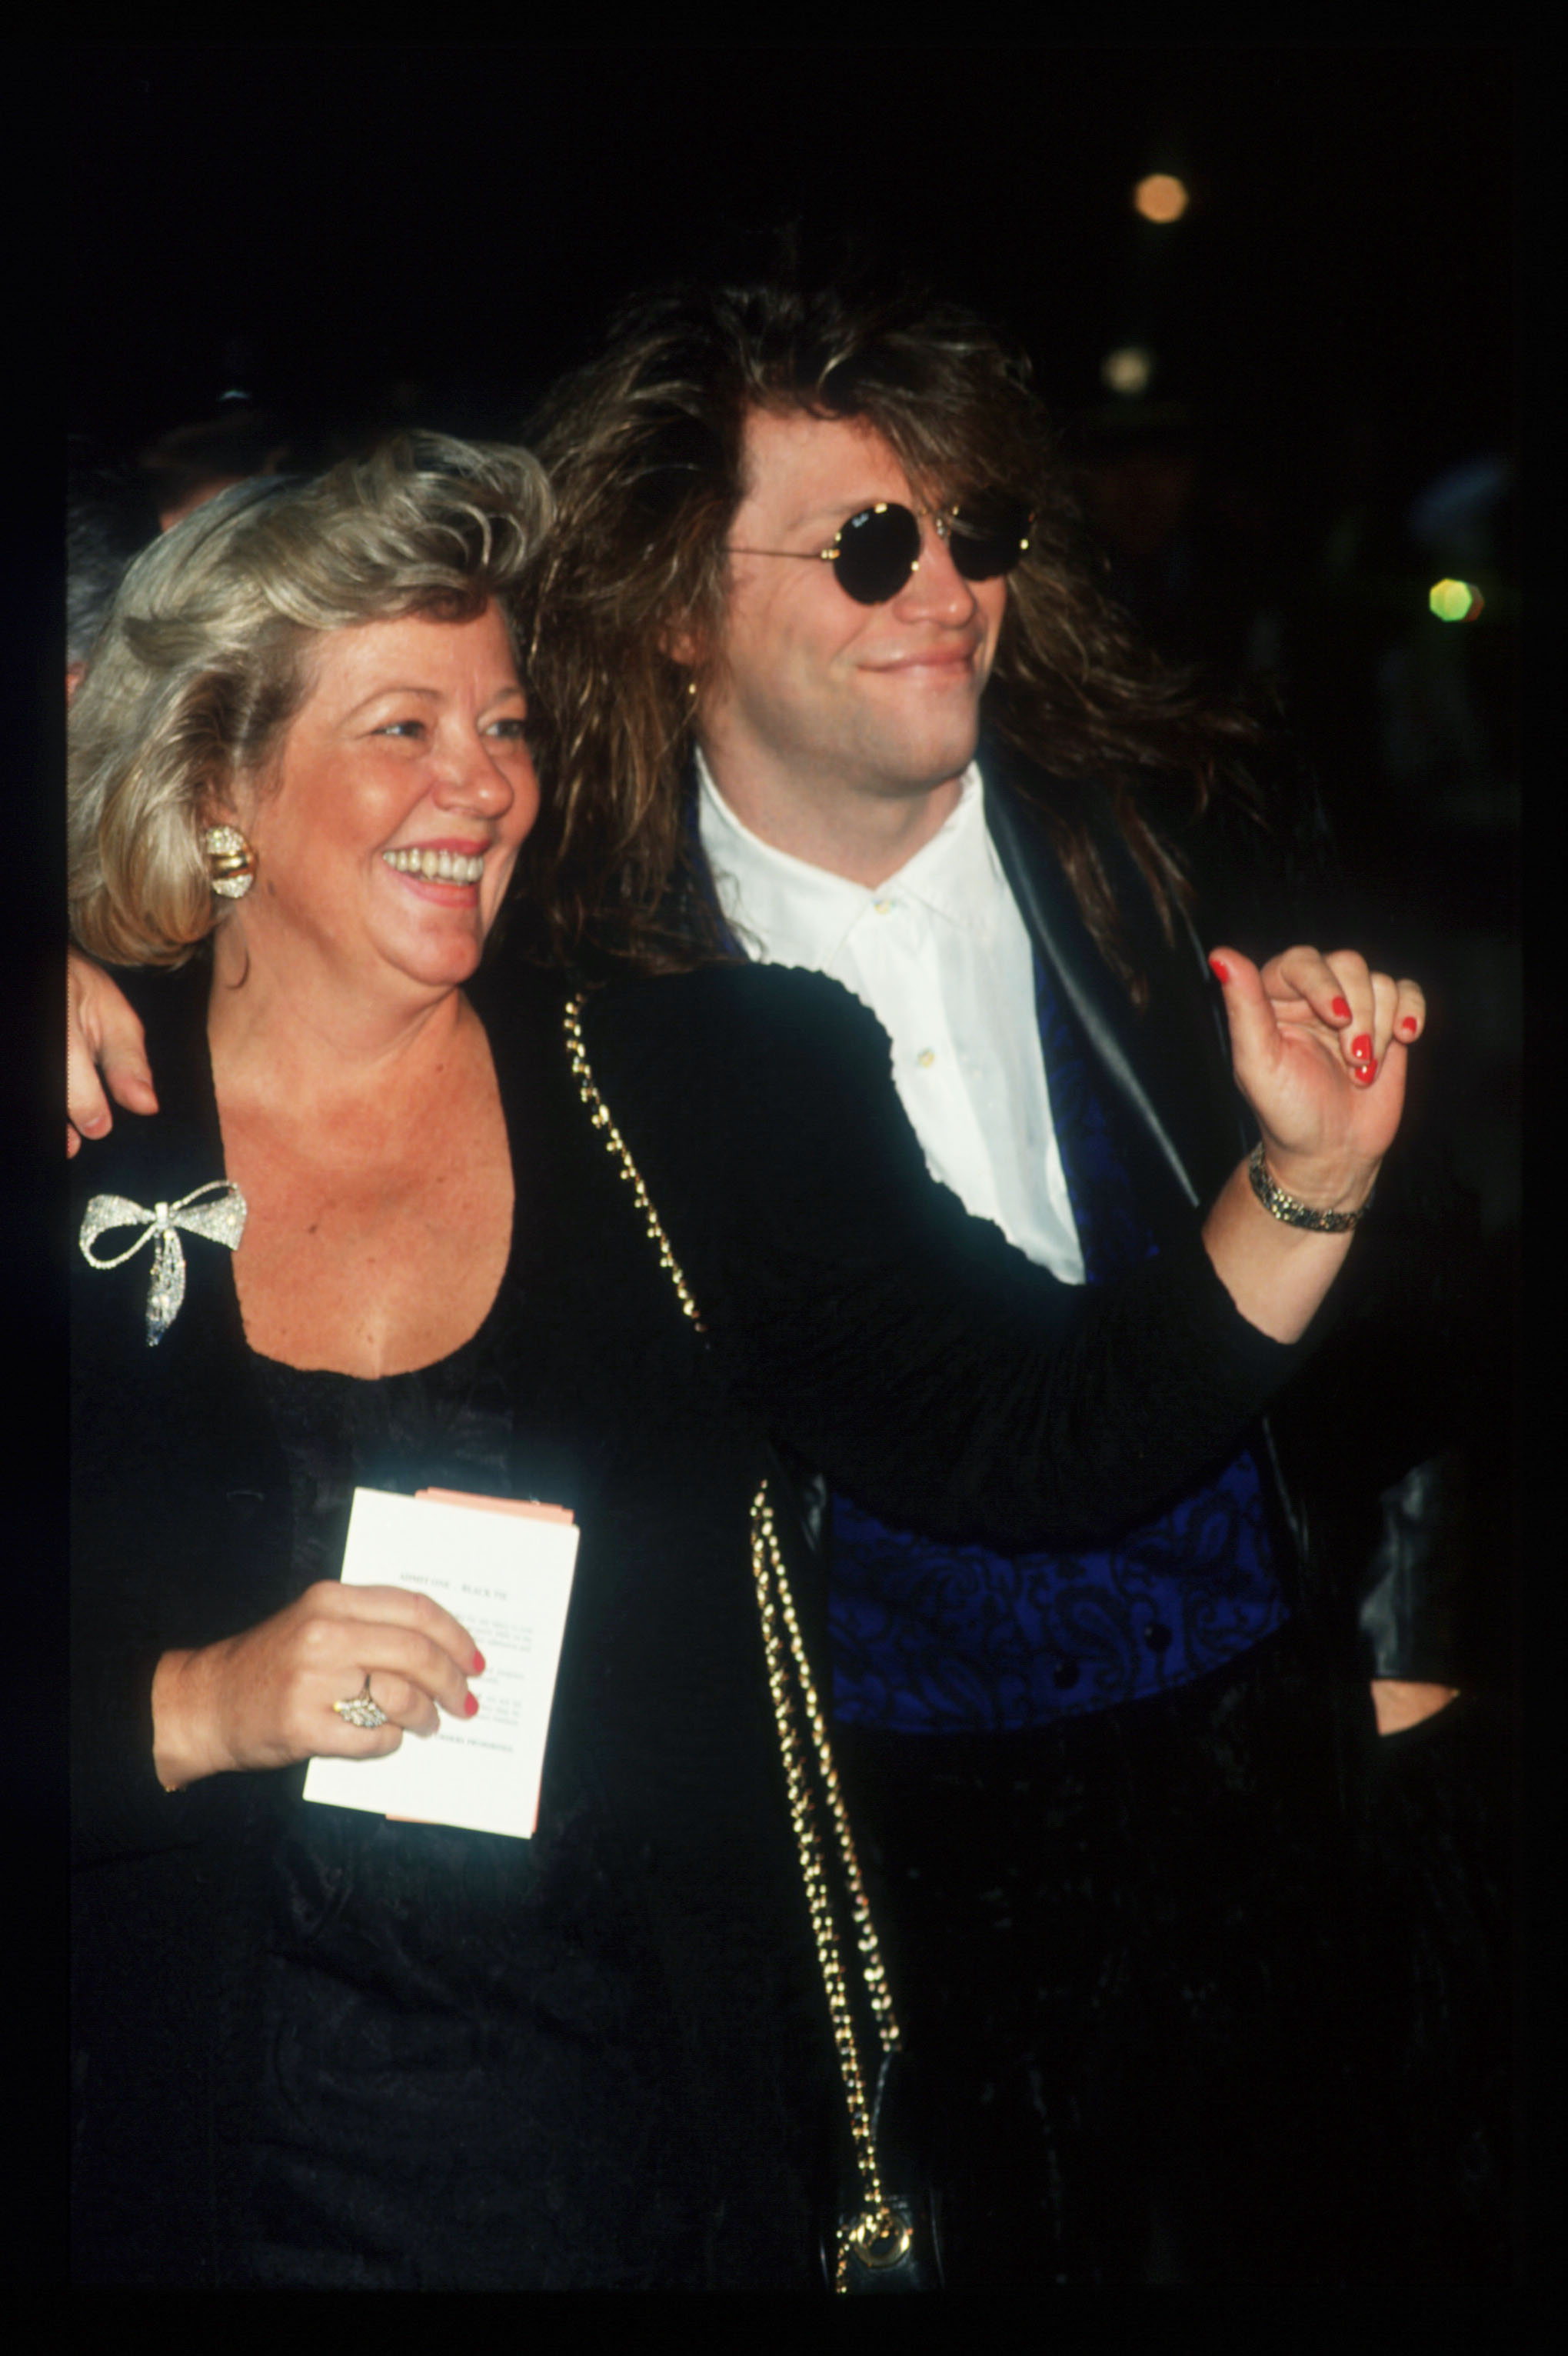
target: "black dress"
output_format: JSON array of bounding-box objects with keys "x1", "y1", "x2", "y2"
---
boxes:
[{"x1": 71, "y1": 951, "x2": 1306, "y2": 2288}]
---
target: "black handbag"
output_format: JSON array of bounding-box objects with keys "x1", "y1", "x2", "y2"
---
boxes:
[{"x1": 827, "y1": 2049, "x2": 946, "y2": 2292}]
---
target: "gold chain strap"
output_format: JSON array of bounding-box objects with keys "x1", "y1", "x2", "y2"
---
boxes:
[
  {"x1": 564, "y1": 992, "x2": 906, "y2": 2288},
  {"x1": 562, "y1": 995, "x2": 707, "y2": 1331}
]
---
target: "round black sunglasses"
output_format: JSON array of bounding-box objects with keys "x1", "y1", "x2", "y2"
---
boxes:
[{"x1": 729, "y1": 496, "x2": 1033, "y2": 606}]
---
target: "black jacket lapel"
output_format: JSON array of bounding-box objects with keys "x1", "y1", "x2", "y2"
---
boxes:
[{"x1": 983, "y1": 756, "x2": 1247, "y2": 1224}]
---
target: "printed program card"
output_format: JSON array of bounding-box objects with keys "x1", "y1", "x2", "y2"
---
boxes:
[{"x1": 302, "y1": 1485, "x2": 578, "y2": 1838}]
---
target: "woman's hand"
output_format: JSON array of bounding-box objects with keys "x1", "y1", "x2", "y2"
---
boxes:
[
  {"x1": 1200, "y1": 945, "x2": 1425, "y2": 1345},
  {"x1": 68, "y1": 950, "x2": 157, "y2": 1156},
  {"x1": 151, "y1": 1582, "x2": 484, "y2": 1790},
  {"x1": 1208, "y1": 945, "x2": 1426, "y2": 1214}
]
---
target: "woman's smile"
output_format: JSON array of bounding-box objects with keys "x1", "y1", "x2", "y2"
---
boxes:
[
  {"x1": 222, "y1": 603, "x2": 538, "y2": 998},
  {"x1": 381, "y1": 843, "x2": 491, "y2": 888}
]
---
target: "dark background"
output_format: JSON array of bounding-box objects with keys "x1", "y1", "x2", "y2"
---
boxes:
[{"x1": 72, "y1": 44, "x2": 1513, "y2": 484}]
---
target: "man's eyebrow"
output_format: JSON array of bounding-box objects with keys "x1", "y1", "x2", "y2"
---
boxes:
[{"x1": 790, "y1": 495, "x2": 894, "y2": 536}]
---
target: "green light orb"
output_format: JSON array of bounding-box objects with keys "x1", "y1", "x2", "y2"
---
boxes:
[{"x1": 1430, "y1": 578, "x2": 1482, "y2": 622}]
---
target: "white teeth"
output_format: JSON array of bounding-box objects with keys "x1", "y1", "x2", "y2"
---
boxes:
[{"x1": 382, "y1": 849, "x2": 484, "y2": 883}]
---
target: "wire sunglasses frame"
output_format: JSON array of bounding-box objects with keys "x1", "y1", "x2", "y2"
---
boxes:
[{"x1": 728, "y1": 496, "x2": 1034, "y2": 607}]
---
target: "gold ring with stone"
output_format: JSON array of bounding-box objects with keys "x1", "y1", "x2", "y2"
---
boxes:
[{"x1": 332, "y1": 1678, "x2": 389, "y2": 1731}]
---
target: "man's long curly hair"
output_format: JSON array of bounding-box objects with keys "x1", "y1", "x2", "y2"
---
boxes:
[{"x1": 519, "y1": 271, "x2": 1264, "y2": 997}]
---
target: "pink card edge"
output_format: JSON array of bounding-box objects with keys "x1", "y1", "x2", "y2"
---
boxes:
[{"x1": 414, "y1": 1487, "x2": 574, "y2": 1526}]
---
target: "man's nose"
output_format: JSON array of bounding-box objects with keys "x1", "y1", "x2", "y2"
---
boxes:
[{"x1": 894, "y1": 522, "x2": 978, "y2": 620}]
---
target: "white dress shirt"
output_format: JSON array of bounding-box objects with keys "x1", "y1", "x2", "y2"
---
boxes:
[{"x1": 696, "y1": 753, "x2": 1086, "y2": 1286}]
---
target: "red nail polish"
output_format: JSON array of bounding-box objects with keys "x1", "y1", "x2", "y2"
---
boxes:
[
  {"x1": 1401, "y1": 1016, "x2": 1417, "y2": 1035},
  {"x1": 1208, "y1": 956, "x2": 1230, "y2": 983},
  {"x1": 464, "y1": 1692, "x2": 480, "y2": 1717},
  {"x1": 1355, "y1": 1059, "x2": 1377, "y2": 1085},
  {"x1": 1351, "y1": 1034, "x2": 1372, "y2": 1058},
  {"x1": 471, "y1": 1649, "x2": 486, "y2": 1675},
  {"x1": 1332, "y1": 997, "x2": 1352, "y2": 1021}
]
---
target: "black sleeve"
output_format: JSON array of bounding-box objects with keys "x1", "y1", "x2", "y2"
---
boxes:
[
  {"x1": 71, "y1": 1331, "x2": 295, "y2": 1869},
  {"x1": 71, "y1": 1625, "x2": 277, "y2": 1870},
  {"x1": 69, "y1": 961, "x2": 295, "y2": 1868},
  {"x1": 584, "y1": 966, "x2": 1308, "y2": 1553}
]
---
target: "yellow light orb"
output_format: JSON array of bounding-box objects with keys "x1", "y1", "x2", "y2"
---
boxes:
[
  {"x1": 1134, "y1": 174, "x2": 1190, "y2": 224},
  {"x1": 1101, "y1": 346, "x2": 1154, "y2": 395}
]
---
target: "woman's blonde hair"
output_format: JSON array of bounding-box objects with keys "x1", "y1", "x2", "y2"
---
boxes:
[{"x1": 68, "y1": 434, "x2": 551, "y2": 966}]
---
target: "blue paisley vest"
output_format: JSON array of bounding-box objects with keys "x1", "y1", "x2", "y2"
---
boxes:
[{"x1": 828, "y1": 950, "x2": 1287, "y2": 1731}]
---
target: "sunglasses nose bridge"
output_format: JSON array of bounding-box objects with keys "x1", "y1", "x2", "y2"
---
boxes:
[{"x1": 894, "y1": 509, "x2": 984, "y2": 608}]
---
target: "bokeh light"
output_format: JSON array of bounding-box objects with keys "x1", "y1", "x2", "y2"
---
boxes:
[
  {"x1": 1429, "y1": 578, "x2": 1485, "y2": 622},
  {"x1": 1133, "y1": 174, "x2": 1189, "y2": 224},
  {"x1": 1101, "y1": 346, "x2": 1154, "y2": 395}
]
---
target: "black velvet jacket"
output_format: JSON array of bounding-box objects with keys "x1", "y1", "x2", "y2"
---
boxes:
[{"x1": 70, "y1": 950, "x2": 1308, "y2": 2287}]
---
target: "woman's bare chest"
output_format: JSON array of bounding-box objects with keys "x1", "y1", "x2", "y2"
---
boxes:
[{"x1": 221, "y1": 1068, "x2": 514, "y2": 1378}]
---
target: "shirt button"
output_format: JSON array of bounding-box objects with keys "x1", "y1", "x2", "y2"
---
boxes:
[{"x1": 917, "y1": 1048, "x2": 936, "y2": 1068}]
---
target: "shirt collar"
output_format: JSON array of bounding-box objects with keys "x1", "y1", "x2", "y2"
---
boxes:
[{"x1": 694, "y1": 751, "x2": 999, "y2": 968}]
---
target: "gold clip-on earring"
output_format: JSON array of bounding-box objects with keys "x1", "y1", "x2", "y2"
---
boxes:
[{"x1": 202, "y1": 825, "x2": 256, "y2": 900}]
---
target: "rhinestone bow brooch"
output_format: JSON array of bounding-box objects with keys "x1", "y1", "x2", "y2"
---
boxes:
[{"x1": 79, "y1": 1181, "x2": 248, "y2": 1346}]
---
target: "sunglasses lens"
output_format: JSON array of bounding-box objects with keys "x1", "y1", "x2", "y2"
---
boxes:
[
  {"x1": 834, "y1": 504, "x2": 923, "y2": 604},
  {"x1": 949, "y1": 497, "x2": 1033, "y2": 582}
]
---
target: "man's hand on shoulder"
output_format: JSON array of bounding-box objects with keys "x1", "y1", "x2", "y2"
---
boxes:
[{"x1": 68, "y1": 951, "x2": 157, "y2": 1157}]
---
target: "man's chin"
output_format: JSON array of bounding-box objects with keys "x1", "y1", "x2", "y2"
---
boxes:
[{"x1": 888, "y1": 727, "x2": 983, "y2": 799}]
